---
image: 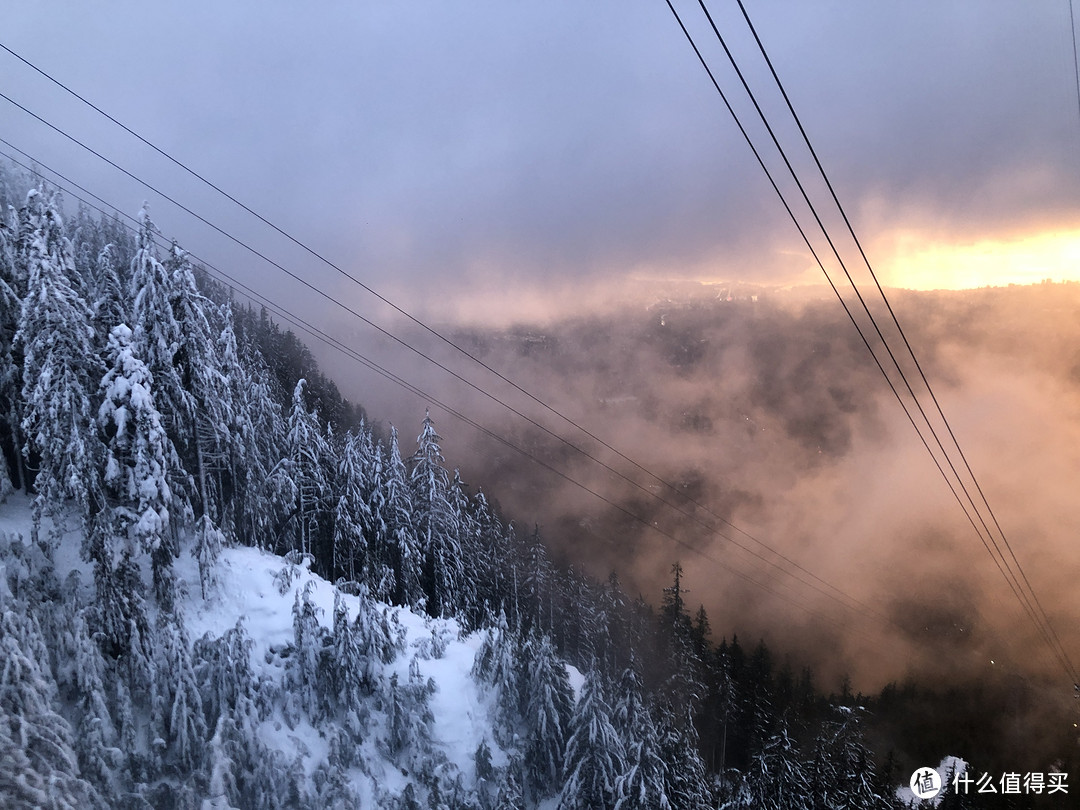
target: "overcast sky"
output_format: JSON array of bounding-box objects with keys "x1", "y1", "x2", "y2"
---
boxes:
[{"x1": 4, "y1": 1, "x2": 1080, "y2": 313}]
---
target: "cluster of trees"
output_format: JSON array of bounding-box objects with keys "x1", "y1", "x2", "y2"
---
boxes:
[{"x1": 0, "y1": 166, "x2": 930, "y2": 808}]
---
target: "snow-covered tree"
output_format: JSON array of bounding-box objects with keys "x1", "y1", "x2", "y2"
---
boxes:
[
  {"x1": 128, "y1": 208, "x2": 190, "y2": 444},
  {"x1": 409, "y1": 411, "x2": 463, "y2": 618},
  {"x1": 228, "y1": 327, "x2": 287, "y2": 550},
  {"x1": 558, "y1": 671, "x2": 624, "y2": 810},
  {"x1": 277, "y1": 380, "x2": 332, "y2": 561},
  {"x1": 378, "y1": 427, "x2": 423, "y2": 607},
  {"x1": 152, "y1": 613, "x2": 206, "y2": 774},
  {"x1": 656, "y1": 703, "x2": 711, "y2": 810},
  {"x1": 610, "y1": 658, "x2": 669, "y2": 810},
  {"x1": 97, "y1": 323, "x2": 178, "y2": 608},
  {"x1": 329, "y1": 589, "x2": 373, "y2": 738},
  {"x1": 287, "y1": 581, "x2": 327, "y2": 724},
  {"x1": 0, "y1": 606, "x2": 105, "y2": 808},
  {"x1": 740, "y1": 715, "x2": 810, "y2": 810},
  {"x1": 521, "y1": 633, "x2": 574, "y2": 798},
  {"x1": 0, "y1": 205, "x2": 22, "y2": 496},
  {"x1": 89, "y1": 243, "x2": 128, "y2": 350},
  {"x1": 15, "y1": 188, "x2": 104, "y2": 536},
  {"x1": 471, "y1": 610, "x2": 521, "y2": 746},
  {"x1": 332, "y1": 426, "x2": 375, "y2": 583}
]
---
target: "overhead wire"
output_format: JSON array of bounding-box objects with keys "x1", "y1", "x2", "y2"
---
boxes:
[
  {"x1": 663, "y1": 0, "x2": 1076, "y2": 683},
  {"x1": 0, "y1": 41, "x2": 918, "y2": 631},
  {"x1": 0, "y1": 80, "x2": 904, "y2": 629},
  {"x1": 0, "y1": 142, "x2": 895, "y2": 648},
  {"x1": 722, "y1": 0, "x2": 1078, "y2": 685},
  {"x1": 726, "y1": 0, "x2": 1078, "y2": 686}
]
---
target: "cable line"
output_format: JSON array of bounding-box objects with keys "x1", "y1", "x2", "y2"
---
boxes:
[
  {"x1": 0, "y1": 143, "x2": 893, "y2": 647},
  {"x1": 0, "y1": 40, "x2": 932, "y2": 628},
  {"x1": 660, "y1": 0, "x2": 1071, "y2": 679},
  {"x1": 0, "y1": 90, "x2": 901, "y2": 630},
  {"x1": 725, "y1": 0, "x2": 1078, "y2": 684},
  {"x1": 662, "y1": 0, "x2": 1075, "y2": 682}
]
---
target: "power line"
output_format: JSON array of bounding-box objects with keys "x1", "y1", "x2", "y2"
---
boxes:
[
  {"x1": 0, "y1": 144, "x2": 894, "y2": 647},
  {"x1": 0, "y1": 38, "x2": 834, "y2": 584},
  {"x1": 1070, "y1": 0, "x2": 1080, "y2": 138},
  {"x1": 663, "y1": 0, "x2": 1076, "y2": 683},
  {"x1": 0, "y1": 85, "x2": 901, "y2": 630},
  {"x1": 724, "y1": 0, "x2": 1078, "y2": 686}
]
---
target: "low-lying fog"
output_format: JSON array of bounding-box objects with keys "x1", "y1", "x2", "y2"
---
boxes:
[{"x1": 324, "y1": 279, "x2": 1080, "y2": 704}]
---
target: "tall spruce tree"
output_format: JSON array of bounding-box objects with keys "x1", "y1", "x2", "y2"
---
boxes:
[
  {"x1": 409, "y1": 411, "x2": 463, "y2": 618},
  {"x1": 15, "y1": 188, "x2": 104, "y2": 537},
  {"x1": 332, "y1": 426, "x2": 375, "y2": 583},
  {"x1": 97, "y1": 323, "x2": 178, "y2": 609},
  {"x1": 558, "y1": 671, "x2": 624, "y2": 810},
  {"x1": 521, "y1": 633, "x2": 574, "y2": 799}
]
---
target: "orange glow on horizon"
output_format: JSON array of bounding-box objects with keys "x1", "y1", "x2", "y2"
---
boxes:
[{"x1": 878, "y1": 229, "x2": 1080, "y2": 291}]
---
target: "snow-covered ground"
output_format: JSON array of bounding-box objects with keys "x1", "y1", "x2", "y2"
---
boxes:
[{"x1": 0, "y1": 491, "x2": 537, "y2": 805}]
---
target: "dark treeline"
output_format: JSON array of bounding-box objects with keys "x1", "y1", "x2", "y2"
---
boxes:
[{"x1": 0, "y1": 164, "x2": 1056, "y2": 808}]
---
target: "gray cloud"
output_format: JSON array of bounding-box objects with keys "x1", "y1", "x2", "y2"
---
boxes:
[{"x1": 4, "y1": 1, "x2": 1079, "y2": 306}]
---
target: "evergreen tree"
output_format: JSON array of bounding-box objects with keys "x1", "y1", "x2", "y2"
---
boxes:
[
  {"x1": 128, "y1": 211, "x2": 190, "y2": 440},
  {"x1": 332, "y1": 426, "x2": 375, "y2": 583},
  {"x1": 740, "y1": 715, "x2": 810, "y2": 810},
  {"x1": 278, "y1": 380, "x2": 332, "y2": 561},
  {"x1": 656, "y1": 705, "x2": 711, "y2": 810},
  {"x1": 471, "y1": 611, "x2": 520, "y2": 746},
  {"x1": 558, "y1": 671, "x2": 624, "y2": 810},
  {"x1": 521, "y1": 634, "x2": 574, "y2": 799},
  {"x1": 97, "y1": 323, "x2": 178, "y2": 609},
  {"x1": 15, "y1": 187, "x2": 104, "y2": 537},
  {"x1": 152, "y1": 613, "x2": 206, "y2": 775},
  {"x1": 89, "y1": 243, "x2": 128, "y2": 351},
  {"x1": 380, "y1": 427, "x2": 423, "y2": 607},
  {"x1": 287, "y1": 581, "x2": 327, "y2": 723},
  {"x1": 0, "y1": 203, "x2": 22, "y2": 495},
  {"x1": 612, "y1": 664, "x2": 670, "y2": 810},
  {"x1": 330, "y1": 589, "x2": 373, "y2": 739},
  {"x1": 521, "y1": 526, "x2": 553, "y2": 637},
  {"x1": 229, "y1": 325, "x2": 288, "y2": 550},
  {"x1": 0, "y1": 606, "x2": 105, "y2": 808},
  {"x1": 68, "y1": 612, "x2": 121, "y2": 795},
  {"x1": 409, "y1": 411, "x2": 463, "y2": 618}
]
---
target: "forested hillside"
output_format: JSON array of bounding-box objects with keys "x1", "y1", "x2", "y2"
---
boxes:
[{"x1": 1, "y1": 165, "x2": 1058, "y2": 808}]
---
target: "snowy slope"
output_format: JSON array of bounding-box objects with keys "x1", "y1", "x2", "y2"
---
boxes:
[{"x1": 0, "y1": 492, "x2": 521, "y2": 806}]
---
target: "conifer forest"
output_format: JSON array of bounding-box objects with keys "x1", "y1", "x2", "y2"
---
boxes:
[{"x1": 0, "y1": 162, "x2": 1073, "y2": 809}]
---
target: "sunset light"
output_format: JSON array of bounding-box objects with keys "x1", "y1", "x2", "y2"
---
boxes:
[{"x1": 881, "y1": 228, "x2": 1080, "y2": 290}]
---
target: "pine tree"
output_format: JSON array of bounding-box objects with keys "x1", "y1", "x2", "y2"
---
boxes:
[
  {"x1": 15, "y1": 187, "x2": 104, "y2": 537},
  {"x1": 409, "y1": 411, "x2": 463, "y2": 618},
  {"x1": 613, "y1": 714, "x2": 670, "y2": 810},
  {"x1": 521, "y1": 633, "x2": 574, "y2": 799},
  {"x1": 128, "y1": 210, "x2": 191, "y2": 441},
  {"x1": 89, "y1": 243, "x2": 129, "y2": 351},
  {"x1": 558, "y1": 671, "x2": 624, "y2": 810},
  {"x1": 741, "y1": 715, "x2": 810, "y2": 810},
  {"x1": 97, "y1": 323, "x2": 178, "y2": 609},
  {"x1": 68, "y1": 612, "x2": 121, "y2": 795},
  {"x1": 287, "y1": 581, "x2": 327, "y2": 723},
  {"x1": 229, "y1": 326, "x2": 287, "y2": 550},
  {"x1": 277, "y1": 380, "x2": 331, "y2": 561},
  {"x1": 152, "y1": 612, "x2": 206, "y2": 774},
  {"x1": 332, "y1": 426, "x2": 375, "y2": 583},
  {"x1": 521, "y1": 526, "x2": 553, "y2": 637},
  {"x1": 0, "y1": 203, "x2": 22, "y2": 496},
  {"x1": 330, "y1": 589, "x2": 372, "y2": 739},
  {"x1": 378, "y1": 427, "x2": 422, "y2": 607},
  {"x1": 0, "y1": 606, "x2": 105, "y2": 808},
  {"x1": 656, "y1": 705, "x2": 711, "y2": 810},
  {"x1": 471, "y1": 611, "x2": 521, "y2": 746}
]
